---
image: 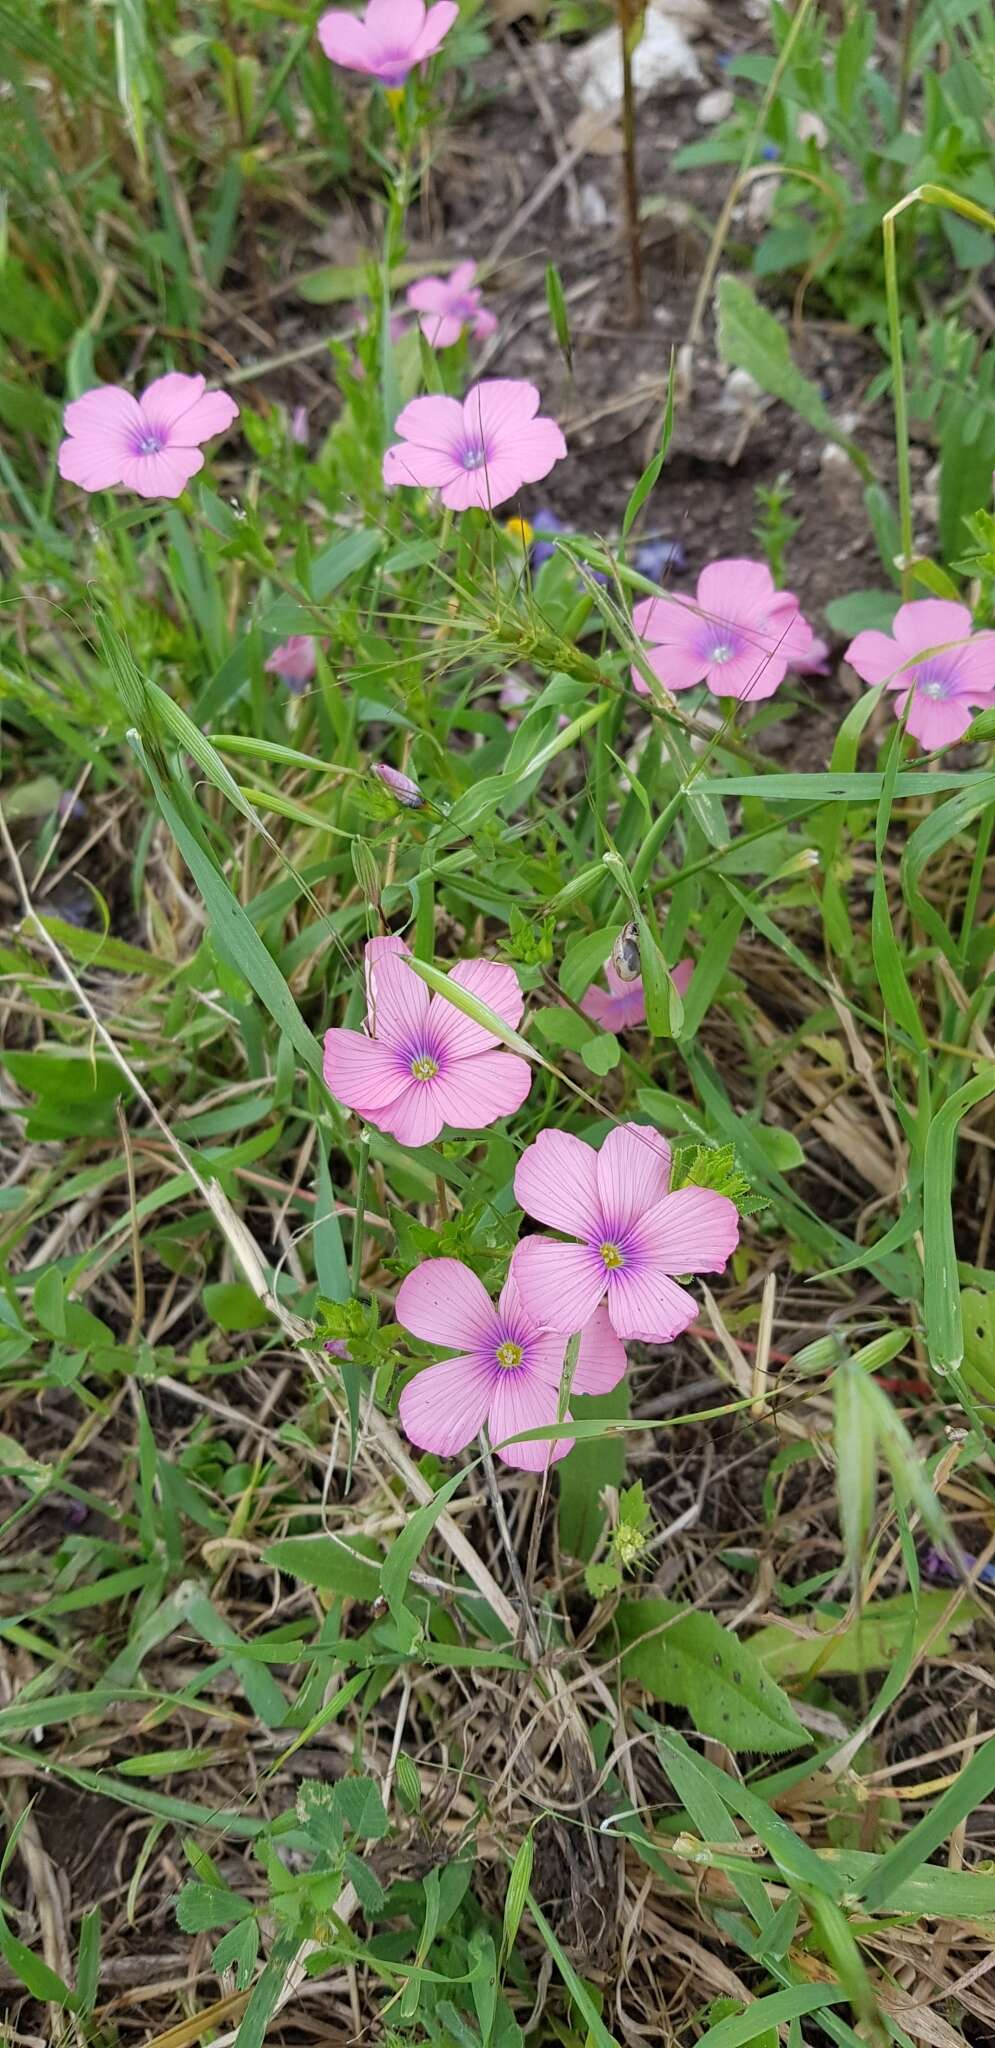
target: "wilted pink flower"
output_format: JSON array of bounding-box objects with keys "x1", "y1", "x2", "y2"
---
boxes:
[
  {"x1": 264, "y1": 636, "x2": 317, "y2": 692},
  {"x1": 791, "y1": 634, "x2": 831, "y2": 677},
  {"x1": 632, "y1": 558, "x2": 813, "y2": 703},
  {"x1": 317, "y1": 0, "x2": 457, "y2": 85},
  {"x1": 580, "y1": 957, "x2": 693, "y2": 1035},
  {"x1": 405, "y1": 262, "x2": 497, "y2": 349},
  {"x1": 58, "y1": 374, "x2": 238, "y2": 499},
  {"x1": 499, "y1": 675, "x2": 532, "y2": 728},
  {"x1": 513, "y1": 1124, "x2": 739, "y2": 1343},
  {"x1": 325, "y1": 1337, "x2": 350, "y2": 1359},
  {"x1": 844, "y1": 600, "x2": 995, "y2": 749},
  {"x1": 371, "y1": 762, "x2": 424, "y2": 807},
  {"x1": 396, "y1": 1257, "x2": 625, "y2": 1470},
  {"x1": 383, "y1": 379, "x2": 566, "y2": 513},
  {"x1": 291, "y1": 405, "x2": 309, "y2": 446},
  {"x1": 324, "y1": 935, "x2": 531, "y2": 1147}
]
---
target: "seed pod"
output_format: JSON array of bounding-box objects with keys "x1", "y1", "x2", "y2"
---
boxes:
[{"x1": 611, "y1": 920, "x2": 641, "y2": 983}]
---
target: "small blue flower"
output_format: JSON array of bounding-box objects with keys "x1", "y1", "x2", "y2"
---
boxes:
[{"x1": 633, "y1": 537, "x2": 687, "y2": 581}]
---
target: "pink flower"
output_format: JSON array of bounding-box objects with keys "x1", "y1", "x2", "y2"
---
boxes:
[
  {"x1": 383, "y1": 379, "x2": 567, "y2": 513},
  {"x1": 844, "y1": 600, "x2": 995, "y2": 749},
  {"x1": 792, "y1": 633, "x2": 831, "y2": 676},
  {"x1": 512, "y1": 1124, "x2": 739, "y2": 1343},
  {"x1": 58, "y1": 374, "x2": 238, "y2": 499},
  {"x1": 405, "y1": 261, "x2": 498, "y2": 349},
  {"x1": 396, "y1": 1257, "x2": 626, "y2": 1470},
  {"x1": 264, "y1": 636, "x2": 317, "y2": 692},
  {"x1": 580, "y1": 958, "x2": 693, "y2": 1035},
  {"x1": 323, "y1": 935, "x2": 532, "y2": 1147},
  {"x1": 372, "y1": 761, "x2": 425, "y2": 807},
  {"x1": 290, "y1": 405, "x2": 309, "y2": 446},
  {"x1": 317, "y1": 0, "x2": 458, "y2": 86},
  {"x1": 632, "y1": 558, "x2": 813, "y2": 703}
]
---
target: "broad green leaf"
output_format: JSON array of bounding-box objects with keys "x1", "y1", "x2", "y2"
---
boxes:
[
  {"x1": 617, "y1": 1598, "x2": 809, "y2": 1752},
  {"x1": 557, "y1": 1382, "x2": 630, "y2": 1561},
  {"x1": 202, "y1": 1281, "x2": 268, "y2": 1333},
  {"x1": 716, "y1": 276, "x2": 870, "y2": 478},
  {"x1": 263, "y1": 1534, "x2": 381, "y2": 1601},
  {"x1": 751, "y1": 1591, "x2": 975, "y2": 1678}
]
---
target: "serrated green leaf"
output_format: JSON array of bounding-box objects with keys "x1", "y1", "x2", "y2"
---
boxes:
[
  {"x1": 212, "y1": 1917, "x2": 259, "y2": 1989},
  {"x1": 616, "y1": 1598, "x2": 809, "y2": 1752},
  {"x1": 333, "y1": 1775, "x2": 389, "y2": 1840},
  {"x1": 263, "y1": 1534, "x2": 381, "y2": 1601},
  {"x1": 176, "y1": 1881, "x2": 251, "y2": 1933}
]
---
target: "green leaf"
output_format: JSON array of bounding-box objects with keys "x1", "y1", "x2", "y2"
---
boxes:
[
  {"x1": 545, "y1": 260, "x2": 572, "y2": 370},
  {"x1": 750, "y1": 1591, "x2": 976, "y2": 1678},
  {"x1": 716, "y1": 276, "x2": 870, "y2": 478},
  {"x1": 76, "y1": 1906, "x2": 101, "y2": 2015},
  {"x1": 924, "y1": 1071, "x2": 995, "y2": 1372},
  {"x1": 834, "y1": 1361, "x2": 877, "y2": 1574},
  {"x1": 212, "y1": 1918, "x2": 259, "y2": 1989},
  {"x1": 202, "y1": 1281, "x2": 268, "y2": 1333},
  {"x1": 0, "y1": 1922, "x2": 78, "y2": 2012},
  {"x1": 558, "y1": 1381, "x2": 630, "y2": 1561},
  {"x1": 176, "y1": 1882, "x2": 251, "y2": 1933},
  {"x1": 310, "y1": 528, "x2": 382, "y2": 600},
  {"x1": 622, "y1": 350, "x2": 676, "y2": 540},
  {"x1": 502, "y1": 1830, "x2": 535, "y2": 1964},
  {"x1": 332, "y1": 1776, "x2": 389, "y2": 1840},
  {"x1": 861, "y1": 1727, "x2": 995, "y2": 1911},
  {"x1": 263, "y1": 1533, "x2": 381, "y2": 1600},
  {"x1": 616, "y1": 1598, "x2": 809, "y2": 1752},
  {"x1": 580, "y1": 1031, "x2": 620, "y2": 1075},
  {"x1": 695, "y1": 1985, "x2": 844, "y2": 2048},
  {"x1": 961, "y1": 1288, "x2": 995, "y2": 1400},
  {"x1": 380, "y1": 1461, "x2": 473, "y2": 1649}
]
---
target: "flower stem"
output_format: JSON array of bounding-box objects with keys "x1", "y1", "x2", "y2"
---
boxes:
[
  {"x1": 617, "y1": 0, "x2": 645, "y2": 327},
  {"x1": 351, "y1": 1128, "x2": 371, "y2": 1296}
]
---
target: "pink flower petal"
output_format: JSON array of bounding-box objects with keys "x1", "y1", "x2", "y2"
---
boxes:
[
  {"x1": 428, "y1": 1049, "x2": 532, "y2": 1129},
  {"x1": 514, "y1": 1129, "x2": 602, "y2": 1239},
  {"x1": 607, "y1": 1264, "x2": 699, "y2": 1343},
  {"x1": 367, "y1": 0, "x2": 424, "y2": 41},
  {"x1": 58, "y1": 433, "x2": 131, "y2": 493},
  {"x1": 318, "y1": 8, "x2": 375, "y2": 68},
  {"x1": 119, "y1": 447, "x2": 204, "y2": 498},
  {"x1": 365, "y1": 936, "x2": 428, "y2": 1045},
  {"x1": 383, "y1": 442, "x2": 462, "y2": 490},
  {"x1": 892, "y1": 599, "x2": 973, "y2": 657},
  {"x1": 596, "y1": 1123, "x2": 672, "y2": 1237},
  {"x1": 580, "y1": 982, "x2": 646, "y2": 1032},
  {"x1": 322, "y1": 1028, "x2": 409, "y2": 1117},
  {"x1": 639, "y1": 1186, "x2": 740, "y2": 1274},
  {"x1": 487, "y1": 1371, "x2": 572, "y2": 1471},
  {"x1": 696, "y1": 557, "x2": 775, "y2": 618},
  {"x1": 472, "y1": 306, "x2": 498, "y2": 341},
  {"x1": 511, "y1": 1236, "x2": 607, "y2": 1334},
  {"x1": 418, "y1": 313, "x2": 463, "y2": 349},
  {"x1": 844, "y1": 629, "x2": 903, "y2": 686},
  {"x1": 632, "y1": 639, "x2": 710, "y2": 697},
  {"x1": 463, "y1": 378, "x2": 539, "y2": 441},
  {"x1": 946, "y1": 636, "x2": 995, "y2": 695},
  {"x1": 62, "y1": 384, "x2": 143, "y2": 444},
  {"x1": 395, "y1": 1256, "x2": 497, "y2": 1351},
  {"x1": 406, "y1": 277, "x2": 451, "y2": 314},
  {"x1": 392, "y1": 392, "x2": 465, "y2": 452},
  {"x1": 399, "y1": 1351, "x2": 495, "y2": 1457},
  {"x1": 901, "y1": 688, "x2": 976, "y2": 750},
  {"x1": 528, "y1": 1307, "x2": 626, "y2": 1396},
  {"x1": 140, "y1": 373, "x2": 238, "y2": 443},
  {"x1": 381, "y1": 1079, "x2": 445, "y2": 1148},
  {"x1": 671, "y1": 958, "x2": 694, "y2": 999},
  {"x1": 449, "y1": 259, "x2": 477, "y2": 293},
  {"x1": 708, "y1": 646, "x2": 788, "y2": 702},
  {"x1": 410, "y1": 0, "x2": 458, "y2": 59},
  {"x1": 428, "y1": 958, "x2": 524, "y2": 1060}
]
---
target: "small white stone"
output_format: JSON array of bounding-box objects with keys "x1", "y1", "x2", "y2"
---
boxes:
[
  {"x1": 696, "y1": 86, "x2": 735, "y2": 126},
  {"x1": 720, "y1": 367, "x2": 763, "y2": 415},
  {"x1": 577, "y1": 180, "x2": 609, "y2": 229}
]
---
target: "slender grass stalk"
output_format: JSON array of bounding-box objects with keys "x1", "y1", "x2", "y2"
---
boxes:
[{"x1": 617, "y1": 0, "x2": 644, "y2": 326}]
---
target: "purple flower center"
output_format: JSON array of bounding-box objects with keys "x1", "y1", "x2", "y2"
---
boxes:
[
  {"x1": 914, "y1": 660, "x2": 953, "y2": 701},
  {"x1": 378, "y1": 54, "x2": 411, "y2": 85},
  {"x1": 460, "y1": 441, "x2": 488, "y2": 470},
  {"x1": 134, "y1": 429, "x2": 165, "y2": 457}
]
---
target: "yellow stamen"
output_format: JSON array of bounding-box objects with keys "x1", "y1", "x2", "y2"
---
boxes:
[
  {"x1": 410, "y1": 1054, "x2": 438, "y2": 1081},
  {"x1": 496, "y1": 1341, "x2": 523, "y2": 1371},
  {"x1": 600, "y1": 1242, "x2": 625, "y2": 1270}
]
